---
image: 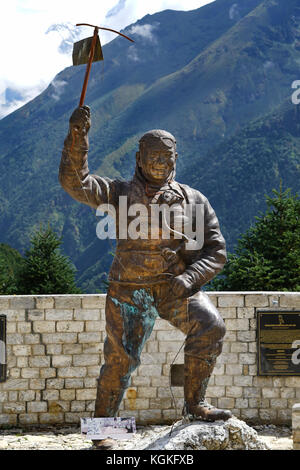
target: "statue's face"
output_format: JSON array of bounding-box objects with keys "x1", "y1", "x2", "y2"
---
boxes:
[{"x1": 137, "y1": 141, "x2": 177, "y2": 185}]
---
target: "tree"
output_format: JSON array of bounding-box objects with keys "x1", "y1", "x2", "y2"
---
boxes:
[
  {"x1": 16, "y1": 226, "x2": 81, "y2": 294},
  {"x1": 0, "y1": 244, "x2": 22, "y2": 295},
  {"x1": 209, "y1": 186, "x2": 300, "y2": 291}
]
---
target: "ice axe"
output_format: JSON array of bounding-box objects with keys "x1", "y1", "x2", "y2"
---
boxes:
[{"x1": 73, "y1": 23, "x2": 134, "y2": 107}]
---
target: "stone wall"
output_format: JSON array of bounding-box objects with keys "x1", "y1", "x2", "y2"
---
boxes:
[{"x1": 0, "y1": 292, "x2": 299, "y2": 427}]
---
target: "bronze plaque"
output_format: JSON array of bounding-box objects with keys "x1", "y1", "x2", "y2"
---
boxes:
[
  {"x1": 0, "y1": 315, "x2": 6, "y2": 382},
  {"x1": 257, "y1": 310, "x2": 300, "y2": 376}
]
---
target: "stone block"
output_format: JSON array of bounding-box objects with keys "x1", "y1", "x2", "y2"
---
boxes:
[
  {"x1": 259, "y1": 409, "x2": 277, "y2": 421},
  {"x1": 139, "y1": 410, "x2": 162, "y2": 422},
  {"x1": 56, "y1": 321, "x2": 85, "y2": 333},
  {"x1": 280, "y1": 294, "x2": 300, "y2": 308},
  {"x1": 138, "y1": 364, "x2": 162, "y2": 377},
  {"x1": 33, "y1": 321, "x2": 56, "y2": 333},
  {"x1": 237, "y1": 307, "x2": 255, "y2": 319},
  {"x1": 74, "y1": 309, "x2": 101, "y2": 321},
  {"x1": 21, "y1": 368, "x2": 40, "y2": 379},
  {"x1": 73, "y1": 355, "x2": 100, "y2": 366},
  {"x1": 215, "y1": 376, "x2": 233, "y2": 386},
  {"x1": 225, "y1": 319, "x2": 249, "y2": 331},
  {"x1": 42, "y1": 333, "x2": 78, "y2": 344},
  {"x1": 57, "y1": 367, "x2": 87, "y2": 378},
  {"x1": 54, "y1": 296, "x2": 81, "y2": 309},
  {"x1": 19, "y1": 414, "x2": 39, "y2": 425},
  {"x1": 46, "y1": 378, "x2": 64, "y2": 390},
  {"x1": 218, "y1": 307, "x2": 237, "y2": 319},
  {"x1": 241, "y1": 409, "x2": 259, "y2": 420},
  {"x1": 3, "y1": 402, "x2": 26, "y2": 414},
  {"x1": 5, "y1": 309, "x2": 27, "y2": 322},
  {"x1": 17, "y1": 322, "x2": 32, "y2": 334},
  {"x1": 217, "y1": 353, "x2": 238, "y2": 364},
  {"x1": 206, "y1": 386, "x2": 225, "y2": 398},
  {"x1": 60, "y1": 390, "x2": 75, "y2": 400},
  {"x1": 52, "y1": 355, "x2": 72, "y2": 367},
  {"x1": 146, "y1": 342, "x2": 158, "y2": 353},
  {"x1": 245, "y1": 295, "x2": 268, "y2": 307},
  {"x1": 85, "y1": 321, "x2": 105, "y2": 332},
  {"x1": 45, "y1": 309, "x2": 73, "y2": 321},
  {"x1": 40, "y1": 368, "x2": 56, "y2": 379},
  {"x1": 27, "y1": 310, "x2": 44, "y2": 321},
  {"x1": 63, "y1": 344, "x2": 82, "y2": 355},
  {"x1": 285, "y1": 377, "x2": 300, "y2": 388},
  {"x1": 29, "y1": 356, "x2": 51, "y2": 368},
  {"x1": 76, "y1": 389, "x2": 97, "y2": 400},
  {"x1": 82, "y1": 344, "x2": 102, "y2": 354},
  {"x1": 71, "y1": 401, "x2": 85, "y2": 412},
  {"x1": 0, "y1": 414, "x2": 17, "y2": 425},
  {"x1": 233, "y1": 376, "x2": 253, "y2": 387},
  {"x1": 2, "y1": 379, "x2": 29, "y2": 391},
  {"x1": 158, "y1": 341, "x2": 184, "y2": 353},
  {"x1": 237, "y1": 331, "x2": 256, "y2": 342},
  {"x1": 24, "y1": 334, "x2": 40, "y2": 344},
  {"x1": 239, "y1": 353, "x2": 256, "y2": 365},
  {"x1": 138, "y1": 387, "x2": 157, "y2": 398},
  {"x1": 78, "y1": 333, "x2": 101, "y2": 343},
  {"x1": 218, "y1": 295, "x2": 244, "y2": 307},
  {"x1": 46, "y1": 345, "x2": 62, "y2": 355},
  {"x1": 32, "y1": 345, "x2": 46, "y2": 355},
  {"x1": 27, "y1": 401, "x2": 48, "y2": 413},
  {"x1": 65, "y1": 379, "x2": 84, "y2": 389},
  {"x1": 217, "y1": 398, "x2": 235, "y2": 409},
  {"x1": 0, "y1": 297, "x2": 10, "y2": 308},
  {"x1": 149, "y1": 398, "x2": 172, "y2": 409},
  {"x1": 12, "y1": 345, "x2": 31, "y2": 356},
  {"x1": 87, "y1": 366, "x2": 100, "y2": 377},
  {"x1": 235, "y1": 398, "x2": 249, "y2": 409},
  {"x1": 29, "y1": 379, "x2": 45, "y2": 390},
  {"x1": 39, "y1": 413, "x2": 64, "y2": 424},
  {"x1": 8, "y1": 368, "x2": 20, "y2": 378},
  {"x1": 65, "y1": 412, "x2": 91, "y2": 423},
  {"x1": 6, "y1": 323, "x2": 16, "y2": 333},
  {"x1": 270, "y1": 398, "x2": 288, "y2": 409},
  {"x1": 154, "y1": 319, "x2": 177, "y2": 331},
  {"x1": 132, "y1": 376, "x2": 151, "y2": 387},
  {"x1": 10, "y1": 297, "x2": 35, "y2": 309},
  {"x1": 140, "y1": 352, "x2": 166, "y2": 365},
  {"x1": 35, "y1": 296, "x2": 55, "y2": 309},
  {"x1": 231, "y1": 342, "x2": 248, "y2": 353},
  {"x1": 82, "y1": 295, "x2": 106, "y2": 309},
  {"x1": 43, "y1": 390, "x2": 60, "y2": 401},
  {"x1": 6, "y1": 334, "x2": 24, "y2": 345}
]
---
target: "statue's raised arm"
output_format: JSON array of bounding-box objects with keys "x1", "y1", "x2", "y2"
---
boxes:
[{"x1": 59, "y1": 106, "x2": 117, "y2": 209}]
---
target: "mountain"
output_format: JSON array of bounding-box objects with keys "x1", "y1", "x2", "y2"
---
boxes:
[{"x1": 0, "y1": 0, "x2": 300, "y2": 292}]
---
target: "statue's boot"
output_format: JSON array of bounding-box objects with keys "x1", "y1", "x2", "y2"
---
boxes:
[
  {"x1": 92, "y1": 388, "x2": 127, "y2": 449},
  {"x1": 92, "y1": 438, "x2": 115, "y2": 450},
  {"x1": 184, "y1": 355, "x2": 232, "y2": 422}
]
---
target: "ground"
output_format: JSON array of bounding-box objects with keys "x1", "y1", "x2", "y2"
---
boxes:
[{"x1": 0, "y1": 424, "x2": 293, "y2": 450}]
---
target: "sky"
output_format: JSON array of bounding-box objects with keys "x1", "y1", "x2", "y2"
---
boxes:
[{"x1": 0, "y1": 0, "x2": 214, "y2": 119}]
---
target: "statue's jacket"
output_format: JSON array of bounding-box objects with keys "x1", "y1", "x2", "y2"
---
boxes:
[{"x1": 59, "y1": 128, "x2": 227, "y2": 291}]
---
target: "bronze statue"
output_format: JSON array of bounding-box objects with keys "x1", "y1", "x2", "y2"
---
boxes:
[{"x1": 59, "y1": 106, "x2": 232, "y2": 448}]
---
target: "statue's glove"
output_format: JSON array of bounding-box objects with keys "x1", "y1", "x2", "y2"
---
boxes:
[
  {"x1": 69, "y1": 106, "x2": 91, "y2": 134},
  {"x1": 170, "y1": 273, "x2": 193, "y2": 298}
]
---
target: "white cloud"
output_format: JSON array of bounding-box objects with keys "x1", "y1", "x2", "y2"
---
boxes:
[
  {"x1": 0, "y1": 0, "x2": 214, "y2": 119},
  {"x1": 127, "y1": 24, "x2": 159, "y2": 42}
]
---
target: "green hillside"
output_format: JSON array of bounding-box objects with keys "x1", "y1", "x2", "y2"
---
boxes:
[{"x1": 0, "y1": 0, "x2": 300, "y2": 292}]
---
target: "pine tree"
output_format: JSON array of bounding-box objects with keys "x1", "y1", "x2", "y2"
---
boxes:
[
  {"x1": 209, "y1": 186, "x2": 300, "y2": 291},
  {"x1": 16, "y1": 226, "x2": 81, "y2": 294}
]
